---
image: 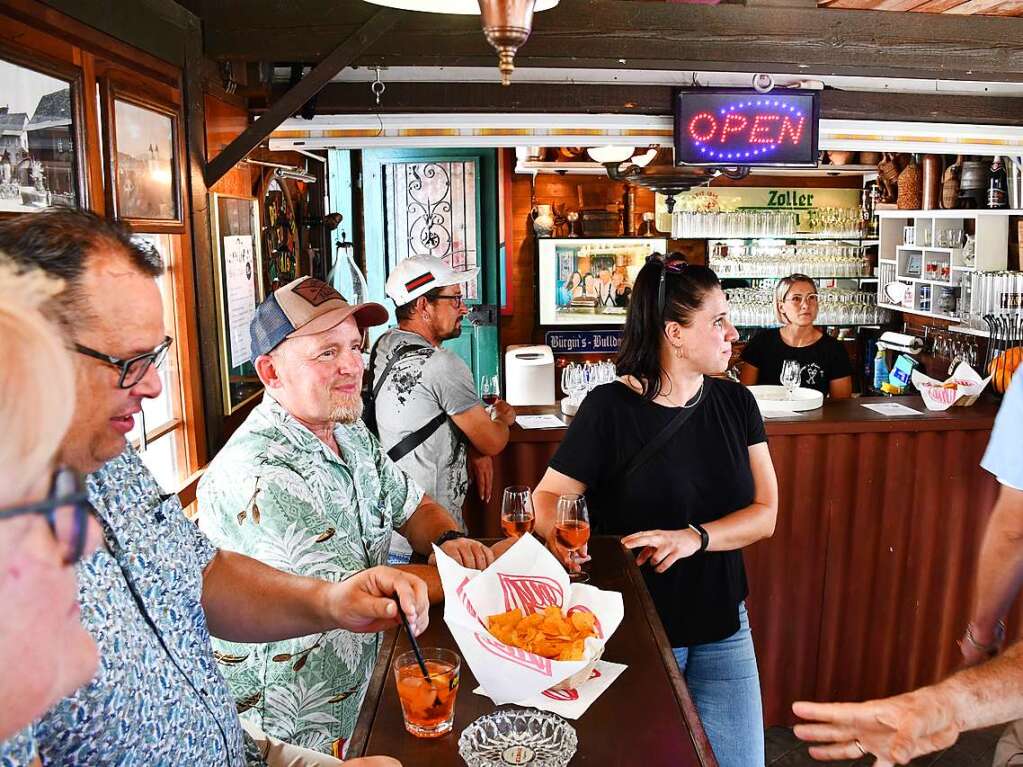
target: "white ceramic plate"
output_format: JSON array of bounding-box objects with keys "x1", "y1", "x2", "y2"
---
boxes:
[
  {"x1": 748, "y1": 385, "x2": 824, "y2": 412},
  {"x1": 884, "y1": 281, "x2": 911, "y2": 305}
]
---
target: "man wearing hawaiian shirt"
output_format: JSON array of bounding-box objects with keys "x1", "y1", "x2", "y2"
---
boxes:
[
  {"x1": 0, "y1": 208, "x2": 417, "y2": 767},
  {"x1": 197, "y1": 276, "x2": 495, "y2": 755}
]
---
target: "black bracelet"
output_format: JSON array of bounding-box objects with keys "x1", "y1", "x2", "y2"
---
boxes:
[
  {"x1": 433, "y1": 529, "x2": 468, "y2": 548},
  {"x1": 689, "y1": 522, "x2": 710, "y2": 553}
]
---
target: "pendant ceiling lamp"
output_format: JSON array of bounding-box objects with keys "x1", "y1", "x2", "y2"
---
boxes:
[{"x1": 364, "y1": 0, "x2": 560, "y2": 86}]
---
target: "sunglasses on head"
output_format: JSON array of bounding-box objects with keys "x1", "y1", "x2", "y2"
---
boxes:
[
  {"x1": 647, "y1": 254, "x2": 689, "y2": 319},
  {"x1": 0, "y1": 467, "x2": 95, "y2": 565}
]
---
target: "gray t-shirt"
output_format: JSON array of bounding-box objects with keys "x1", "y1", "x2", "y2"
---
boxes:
[{"x1": 373, "y1": 328, "x2": 479, "y2": 556}]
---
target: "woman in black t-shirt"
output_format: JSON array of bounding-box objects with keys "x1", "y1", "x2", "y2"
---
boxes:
[
  {"x1": 739, "y1": 274, "x2": 853, "y2": 398},
  {"x1": 534, "y1": 254, "x2": 779, "y2": 767}
]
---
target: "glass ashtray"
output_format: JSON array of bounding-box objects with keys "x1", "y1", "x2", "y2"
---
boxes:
[{"x1": 458, "y1": 708, "x2": 578, "y2": 766}]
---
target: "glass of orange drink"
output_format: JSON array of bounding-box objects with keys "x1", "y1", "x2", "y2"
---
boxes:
[{"x1": 393, "y1": 647, "x2": 461, "y2": 737}]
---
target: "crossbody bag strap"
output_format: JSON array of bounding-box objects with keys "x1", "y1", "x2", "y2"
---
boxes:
[
  {"x1": 373, "y1": 343, "x2": 425, "y2": 398},
  {"x1": 613, "y1": 387, "x2": 705, "y2": 482},
  {"x1": 386, "y1": 412, "x2": 447, "y2": 463}
]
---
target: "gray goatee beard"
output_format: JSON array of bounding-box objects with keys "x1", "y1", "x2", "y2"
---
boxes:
[{"x1": 330, "y1": 395, "x2": 364, "y2": 425}]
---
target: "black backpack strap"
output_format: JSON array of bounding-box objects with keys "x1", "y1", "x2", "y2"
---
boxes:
[
  {"x1": 373, "y1": 343, "x2": 424, "y2": 399},
  {"x1": 387, "y1": 412, "x2": 447, "y2": 463},
  {"x1": 612, "y1": 384, "x2": 705, "y2": 482}
]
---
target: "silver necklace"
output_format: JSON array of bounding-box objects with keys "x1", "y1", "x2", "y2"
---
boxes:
[{"x1": 660, "y1": 376, "x2": 705, "y2": 409}]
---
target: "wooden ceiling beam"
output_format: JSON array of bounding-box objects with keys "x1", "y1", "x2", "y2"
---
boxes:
[
  {"x1": 204, "y1": 6, "x2": 401, "y2": 186},
  {"x1": 264, "y1": 81, "x2": 1023, "y2": 126},
  {"x1": 203, "y1": 0, "x2": 1023, "y2": 82}
]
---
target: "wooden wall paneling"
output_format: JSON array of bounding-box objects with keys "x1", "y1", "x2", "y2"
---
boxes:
[
  {"x1": 744, "y1": 433, "x2": 830, "y2": 725},
  {"x1": 204, "y1": 1, "x2": 1023, "y2": 83},
  {"x1": 0, "y1": 0, "x2": 182, "y2": 85},
  {"x1": 298, "y1": 82, "x2": 1023, "y2": 127},
  {"x1": 184, "y1": 19, "x2": 224, "y2": 459}
]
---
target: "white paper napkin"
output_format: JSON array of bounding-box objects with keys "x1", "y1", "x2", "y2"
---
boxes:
[{"x1": 473, "y1": 660, "x2": 628, "y2": 720}]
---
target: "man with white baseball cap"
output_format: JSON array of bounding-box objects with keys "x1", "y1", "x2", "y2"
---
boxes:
[
  {"x1": 372, "y1": 255, "x2": 516, "y2": 563},
  {"x1": 197, "y1": 276, "x2": 494, "y2": 755}
]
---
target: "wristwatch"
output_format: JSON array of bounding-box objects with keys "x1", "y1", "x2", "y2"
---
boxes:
[
  {"x1": 688, "y1": 522, "x2": 710, "y2": 553},
  {"x1": 434, "y1": 529, "x2": 469, "y2": 548}
]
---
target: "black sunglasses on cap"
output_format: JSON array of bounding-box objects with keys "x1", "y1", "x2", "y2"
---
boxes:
[
  {"x1": 74, "y1": 336, "x2": 173, "y2": 389},
  {"x1": 0, "y1": 467, "x2": 95, "y2": 565},
  {"x1": 647, "y1": 254, "x2": 689, "y2": 319}
]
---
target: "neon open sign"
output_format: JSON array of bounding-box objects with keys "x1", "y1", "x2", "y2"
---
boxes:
[{"x1": 674, "y1": 89, "x2": 820, "y2": 167}]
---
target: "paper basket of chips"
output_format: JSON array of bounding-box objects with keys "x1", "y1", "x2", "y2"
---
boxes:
[
  {"x1": 434, "y1": 534, "x2": 624, "y2": 707},
  {"x1": 912, "y1": 361, "x2": 991, "y2": 411}
]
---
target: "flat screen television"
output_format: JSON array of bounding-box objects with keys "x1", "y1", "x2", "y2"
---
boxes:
[{"x1": 673, "y1": 88, "x2": 820, "y2": 167}]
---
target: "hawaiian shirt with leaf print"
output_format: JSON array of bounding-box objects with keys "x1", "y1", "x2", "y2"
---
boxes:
[
  {"x1": 196, "y1": 393, "x2": 423, "y2": 756},
  {"x1": 0, "y1": 446, "x2": 262, "y2": 767}
]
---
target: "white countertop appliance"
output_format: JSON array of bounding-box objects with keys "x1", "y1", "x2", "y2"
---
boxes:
[{"x1": 504, "y1": 345, "x2": 555, "y2": 406}]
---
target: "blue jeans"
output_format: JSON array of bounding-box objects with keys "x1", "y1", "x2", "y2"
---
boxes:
[{"x1": 673, "y1": 602, "x2": 764, "y2": 767}]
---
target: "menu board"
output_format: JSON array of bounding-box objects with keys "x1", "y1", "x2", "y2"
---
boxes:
[{"x1": 212, "y1": 194, "x2": 265, "y2": 413}]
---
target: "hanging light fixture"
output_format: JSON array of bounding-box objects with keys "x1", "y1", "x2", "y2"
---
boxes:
[{"x1": 364, "y1": 0, "x2": 560, "y2": 86}]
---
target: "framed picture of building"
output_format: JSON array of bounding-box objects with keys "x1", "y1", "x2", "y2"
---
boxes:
[
  {"x1": 0, "y1": 47, "x2": 86, "y2": 215},
  {"x1": 101, "y1": 84, "x2": 182, "y2": 230},
  {"x1": 537, "y1": 237, "x2": 667, "y2": 326}
]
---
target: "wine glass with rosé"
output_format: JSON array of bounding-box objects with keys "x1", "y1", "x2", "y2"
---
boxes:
[
  {"x1": 555, "y1": 493, "x2": 591, "y2": 583},
  {"x1": 501, "y1": 486, "x2": 535, "y2": 539}
]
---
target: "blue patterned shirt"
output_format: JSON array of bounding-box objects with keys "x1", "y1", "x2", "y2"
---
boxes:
[{"x1": 0, "y1": 447, "x2": 263, "y2": 766}]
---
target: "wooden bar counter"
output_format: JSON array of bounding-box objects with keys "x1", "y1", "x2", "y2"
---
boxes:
[
  {"x1": 464, "y1": 395, "x2": 1011, "y2": 725},
  {"x1": 348, "y1": 537, "x2": 716, "y2": 765}
]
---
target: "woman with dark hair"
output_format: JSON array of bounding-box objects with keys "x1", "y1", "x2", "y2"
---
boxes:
[
  {"x1": 558, "y1": 270, "x2": 583, "y2": 307},
  {"x1": 739, "y1": 274, "x2": 853, "y2": 398},
  {"x1": 533, "y1": 253, "x2": 778, "y2": 766}
]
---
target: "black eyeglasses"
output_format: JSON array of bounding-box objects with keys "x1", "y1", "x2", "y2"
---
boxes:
[
  {"x1": 0, "y1": 467, "x2": 94, "y2": 565},
  {"x1": 431, "y1": 294, "x2": 465, "y2": 309},
  {"x1": 74, "y1": 336, "x2": 173, "y2": 389},
  {"x1": 650, "y1": 256, "x2": 688, "y2": 318}
]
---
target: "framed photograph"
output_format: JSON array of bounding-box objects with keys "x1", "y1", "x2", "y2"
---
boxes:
[
  {"x1": 101, "y1": 83, "x2": 182, "y2": 230},
  {"x1": 211, "y1": 193, "x2": 266, "y2": 414},
  {"x1": 538, "y1": 237, "x2": 667, "y2": 326},
  {"x1": 0, "y1": 47, "x2": 86, "y2": 215}
]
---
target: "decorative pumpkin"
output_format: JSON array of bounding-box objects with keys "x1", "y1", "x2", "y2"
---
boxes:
[{"x1": 989, "y1": 346, "x2": 1023, "y2": 394}]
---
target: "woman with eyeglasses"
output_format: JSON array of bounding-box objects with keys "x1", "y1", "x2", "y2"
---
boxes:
[
  {"x1": 533, "y1": 254, "x2": 778, "y2": 767},
  {"x1": 0, "y1": 265, "x2": 102, "y2": 758},
  {"x1": 739, "y1": 274, "x2": 854, "y2": 398}
]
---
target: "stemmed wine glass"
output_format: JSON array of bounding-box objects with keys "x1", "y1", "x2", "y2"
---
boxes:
[
  {"x1": 501, "y1": 486, "x2": 535, "y2": 539},
  {"x1": 555, "y1": 493, "x2": 590, "y2": 583},
  {"x1": 780, "y1": 360, "x2": 802, "y2": 398},
  {"x1": 479, "y1": 374, "x2": 500, "y2": 406}
]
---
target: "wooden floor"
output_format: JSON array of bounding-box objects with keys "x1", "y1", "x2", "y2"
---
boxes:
[{"x1": 766, "y1": 726, "x2": 1004, "y2": 767}]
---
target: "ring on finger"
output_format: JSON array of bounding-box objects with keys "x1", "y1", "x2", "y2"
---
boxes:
[{"x1": 854, "y1": 740, "x2": 867, "y2": 757}]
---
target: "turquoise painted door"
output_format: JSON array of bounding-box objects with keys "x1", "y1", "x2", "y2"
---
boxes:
[{"x1": 360, "y1": 148, "x2": 500, "y2": 389}]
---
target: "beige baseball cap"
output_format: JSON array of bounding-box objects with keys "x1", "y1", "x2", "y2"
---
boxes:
[{"x1": 250, "y1": 276, "x2": 388, "y2": 358}]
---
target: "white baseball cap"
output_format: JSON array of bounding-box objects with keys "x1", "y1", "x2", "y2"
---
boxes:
[{"x1": 385, "y1": 254, "x2": 479, "y2": 307}]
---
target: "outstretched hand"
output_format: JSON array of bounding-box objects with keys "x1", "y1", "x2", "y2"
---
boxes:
[
  {"x1": 621, "y1": 529, "x2": 701, "y2": 573},
  {"x1": 792, "y1": 687, "x2": 961, "y2": 766}
]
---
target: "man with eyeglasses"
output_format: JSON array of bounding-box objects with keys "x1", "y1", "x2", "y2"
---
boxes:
[
  {"x1": 371, "y1": 255, "x2": 516, "y2": 564},
  {"x1": 0, "y1": 208, "x2": 421, "y2": 767}
]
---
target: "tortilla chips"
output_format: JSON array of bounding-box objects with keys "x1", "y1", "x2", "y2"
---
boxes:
[{"x1": 486, "y1": 606, "x2": 597, "y2": 661}]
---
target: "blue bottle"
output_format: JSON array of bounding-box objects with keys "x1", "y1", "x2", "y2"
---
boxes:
[{"x1": 873, "y1": 348, "x2": 890, "y2": 392}]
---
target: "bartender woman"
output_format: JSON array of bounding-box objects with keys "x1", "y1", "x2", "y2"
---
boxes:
[{"x1": 739, "y1": 274, "x2": 853, "y2": 398}]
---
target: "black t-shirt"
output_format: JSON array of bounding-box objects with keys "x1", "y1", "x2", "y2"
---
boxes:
[
  {"x1": 549, "y1": 378, "x2": 767, "y2": 647},
  {"x1": 740, "y1": 328, "x2": 853, "y2": 395}
]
